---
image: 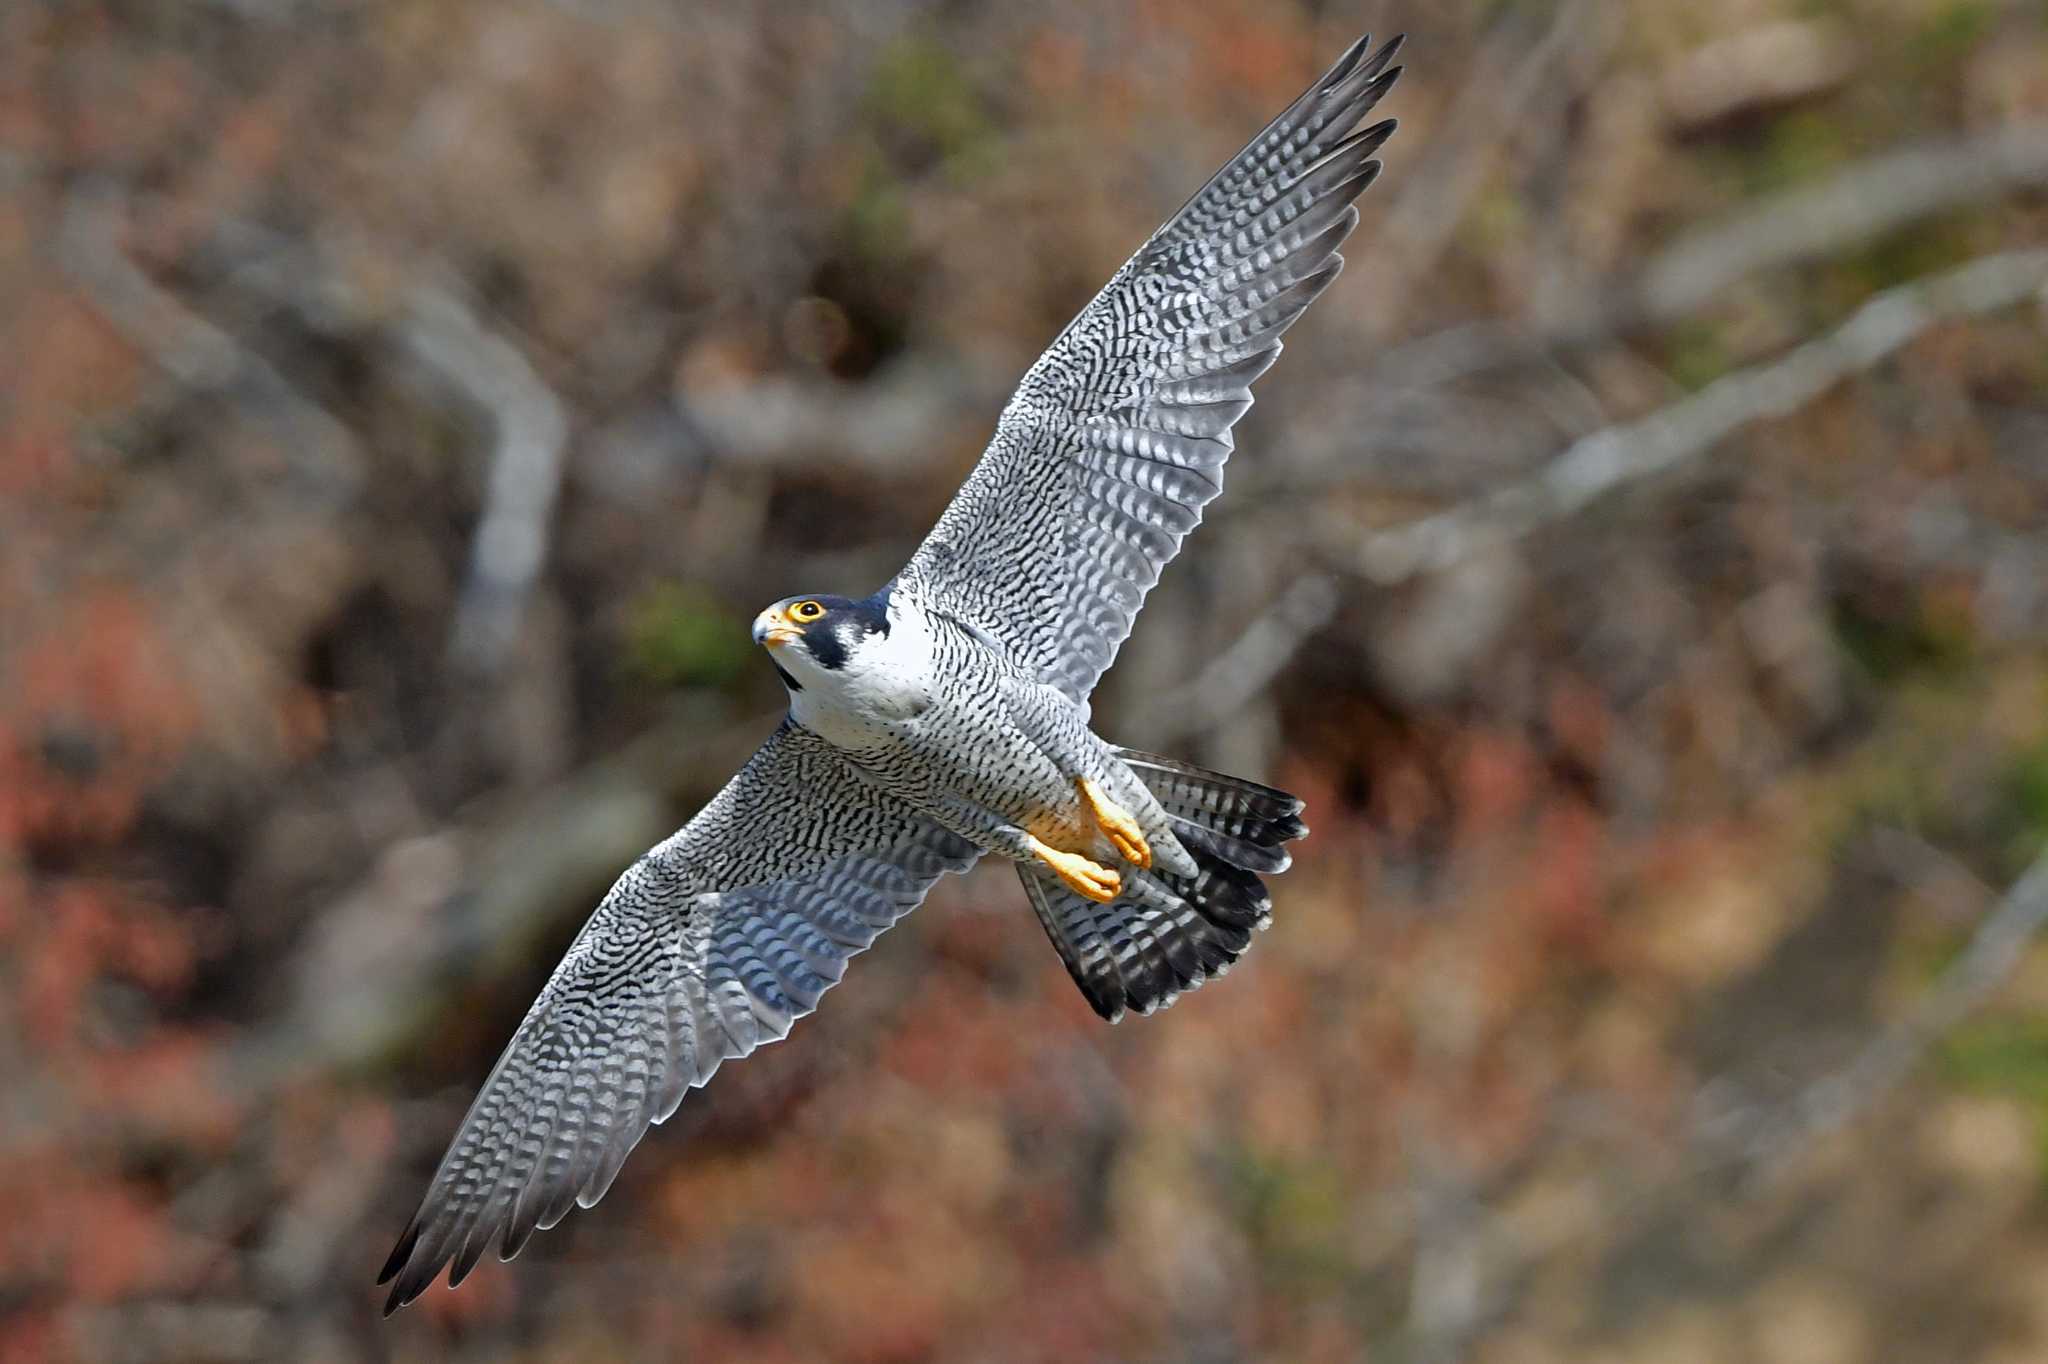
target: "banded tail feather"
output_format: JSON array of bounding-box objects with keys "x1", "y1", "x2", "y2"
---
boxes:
[{"x1": 1021, "y1": 750, "x2": 1306, "y2": 1022}]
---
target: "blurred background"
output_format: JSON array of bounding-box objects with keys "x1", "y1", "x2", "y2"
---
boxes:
[{"x1": 6, "y1": 1, "x2": 2048, "y2": 1360}]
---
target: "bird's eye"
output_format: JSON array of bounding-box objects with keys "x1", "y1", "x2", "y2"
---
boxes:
[{"x1": 790, "y1": 600, "x2": 825, "y2": 622}]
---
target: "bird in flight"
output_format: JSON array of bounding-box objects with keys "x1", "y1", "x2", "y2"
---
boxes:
[{"x1": 380, "y1": 32, "x2": 1402, "y2": 1313}]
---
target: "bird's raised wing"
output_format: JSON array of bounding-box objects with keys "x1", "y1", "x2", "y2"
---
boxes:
[
  {"x1": 899, "y1": 34, "x2": 1402, "y2": 701},
  {"x1": 377, "y1": 722, "x2": 978, "y2": 1313}
]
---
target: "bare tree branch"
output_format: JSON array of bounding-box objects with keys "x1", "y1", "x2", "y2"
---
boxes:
[
  {"x1": 394, "y1": 280, "x2": 570, "y2": 673},
  {"x1": 1145, "y1": 575, "x2": 1340, "y2": 744},
  {"x1": 56, "y1": 180, "x2": 362, "y2": 503},
  {"x1": 1358, "y1": 0, "x2": 1599, "y2": 335},
  {"x1": 180, "y1": 215, "x2": 571, "y2": 673},
  {"x1": 1728, "y1": 840, "x2": 2048, "y2": 1179},
  {"x1": 1369, "y1": 121, "x2": 2048, "y2": 386},
  {"x1": 250, "y1": 698, "x2": 766, "y2": 1083},
  {"x1": 680, "y1": 355, "x2": 1006, "y2": 476},
  {"x1": 1637, "y1": 122, "x2": 2048, "y2": 327},
  {"x1": 1355, "y1": 248, "x2": 2048, "y2": 584}
]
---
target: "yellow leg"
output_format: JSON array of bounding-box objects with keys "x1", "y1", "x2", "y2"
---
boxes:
[
  {"x1": 1077, "y1": 777, "x2": 1152, "y2": 870},
  {"x1": 1027, "y1": 834, "x2": 1121, "y2": 903}
]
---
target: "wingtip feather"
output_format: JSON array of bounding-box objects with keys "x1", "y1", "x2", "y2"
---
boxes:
[
  {"x1": 1321, "y1": 33, "x2": 1374, "y2": 91},
  {"x1": 381, "y1": 1252, "x2": 440, "y2": 1317},
  {"x1": 446, "y1": 1237, "x2": 487, "y2": 1290},
  {"x1": 376, "y1": 1221, "x2": 419, "y2": 1287},
  {"x1": 1362, "y1": 35, "x2": 1406, "y2": 83}
]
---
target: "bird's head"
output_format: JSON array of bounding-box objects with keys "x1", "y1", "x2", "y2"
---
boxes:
[{"x1": 751, "y1": 590, "x2": 894, "y2": 693}]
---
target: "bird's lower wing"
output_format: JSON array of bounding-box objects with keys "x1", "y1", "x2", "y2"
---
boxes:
[
  {"x1": 900, "y1": 33, "x2": 1402, "y2": 701},
  {"x1": 377, "y1": 722, "x2": 978, "y2": 1313}
]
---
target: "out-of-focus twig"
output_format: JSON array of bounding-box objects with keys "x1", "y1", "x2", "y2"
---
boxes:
[
  {"x1": 187, "y1": 216, "x2": 570, "y2": 673},
  {"x1": 249, "y1": 697, "x2": 763, "y2": 1084},
  {"x1": 1659, "y1": 19, "x2": 1860, "y2": 133},
  {"x1": 1145, "y1": 575, "x2": 1340, "y2": 743},
  {"x1": 55, "y1": 180, "x2": 362, "y2": 503},
  {"x1": 1356, "y1": 247, "x2": 2048, "y2": 584},
  {"x1": 1400, "y1": 835, "x2": 2048, "y2": 1341},
  {"x1": 1402, "y1": 1118, "x2": 1490, "y2": 1364},
  {"x1": 1728, "y1": 839, "x2": 2048, "y2": 1179},
  {"x1": 1359, "y1": 0, "x2": 1597, "y2": 334},
  {"x1": 680, "y1": 355, "x2": 1006, "y2": 475},
  {"x1": 395, "y1": 280, "x2": 569, "y2": 673},
  {"x1": 1370, "y1": 121, "x2": 2048, "y2": 387},
  {"x1": 1636, "y1": 121, "x2": 2048, "y2": 328}
]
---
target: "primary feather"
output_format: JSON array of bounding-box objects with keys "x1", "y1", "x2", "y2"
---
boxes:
[
  {"x1": 377, "y1": 725, "x2": 977, "y2": 1313},
  {"x1": 904, "y1": 33, "x2": 1402, "y2": 700}
]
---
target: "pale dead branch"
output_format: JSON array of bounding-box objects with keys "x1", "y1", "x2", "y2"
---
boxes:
[
  {"x1": 1638, "y1": 122, "x2": 2048, "y2": 327},
  {"x1": 1145, "y1": 575, "x2": 1340, "y2": 744},
  {"x1": 1358, "y1": 0, "x2": 1599, "y2": 335},
  {"x1": 179, "y1": 216, "x2": 571, "y2": 674},
  {"x1": 1659, "y1": 20, "x2": 1860, "y2": 134},
  {"x1": 56, "y1": 180, "x2": 362, "y2": 503},
  {"x1": 1368, "y1": 120, "x2": 2048, "y2": 387},
  {"x1": 1355, "y1": 247, "x2": 2048, "y2": 584},
  {"x1": 1732, "y1": 840, "x2": 2048, "y2": 1179},
  {"x1": 252, "y1": 697, "x2": 767, "y2": 1082},
  {"x1": 679, "y1": 355, "x2": 1005, "y2": 475},
  {"x1": 394, "y1": 281, "x2": 570, "y2": 673}
]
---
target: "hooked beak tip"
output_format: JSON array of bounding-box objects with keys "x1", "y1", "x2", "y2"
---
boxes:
[{"x1": 752, "y1": 612, "x2": 799, "y2": 649}]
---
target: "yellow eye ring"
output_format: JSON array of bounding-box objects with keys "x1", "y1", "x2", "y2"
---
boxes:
[{"x1": 790, "y1": 600, "x2": 825, "y2": 623}]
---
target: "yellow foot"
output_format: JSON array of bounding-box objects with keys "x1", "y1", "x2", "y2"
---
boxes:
[
  {"x1": 1077, "y1": 776, "x2": 1152, "y2": 870},
  {"x1": 1027, "y1": 835, "x2": 1121, "y2": 903}
]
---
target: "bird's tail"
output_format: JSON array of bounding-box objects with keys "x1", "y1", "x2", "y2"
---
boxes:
[{"x1": 1019, "y1": 749, "x2": 1306, "y2": 1022}]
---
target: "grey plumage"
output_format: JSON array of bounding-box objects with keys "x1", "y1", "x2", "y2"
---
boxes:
[
  {"x1": 904, "y1": 31, "x2": 1402, "y2": 700},
  {"x1": 380, "y1": 724, "x2": 977, "y2": 1308},
  {"x1": 1026, "y1": 751, "x2": 1306, "y2": 1022},
  {"x1": 380, "y1": 33, "x2": 1399, "y2": 1313}
]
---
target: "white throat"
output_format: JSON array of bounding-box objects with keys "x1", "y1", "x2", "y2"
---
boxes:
[{"x1": 786, "y1": 594, "x2": 933, "y2": 749}]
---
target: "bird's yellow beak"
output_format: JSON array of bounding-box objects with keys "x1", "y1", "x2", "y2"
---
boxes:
[{"x1": 751, "y1": 607, "x2": 801, "y2": 649}]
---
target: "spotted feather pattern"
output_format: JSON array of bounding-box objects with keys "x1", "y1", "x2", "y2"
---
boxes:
[
  {"x1": 903, "y1": 34, "x2": 1403, "y2": 700},
  {"x1": 377, "y1": 723, "x2": 977, "y2": 1313}
]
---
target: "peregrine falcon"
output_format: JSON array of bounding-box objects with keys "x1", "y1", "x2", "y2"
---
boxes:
[{"x1": 380, "y1": 33, "x2": 1401, "y2": 1312}]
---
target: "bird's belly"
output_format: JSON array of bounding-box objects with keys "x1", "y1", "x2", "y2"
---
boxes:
[{"x1": 886, "y1": 702, "x2": 1092, "y2": 851}]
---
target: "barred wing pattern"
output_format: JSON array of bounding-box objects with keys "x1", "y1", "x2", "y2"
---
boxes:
[
  {"x1": 378, "y1": 723, "x2": 978, "y2": 1313},
  {"x1": 902, "y1": 34, "x2": 1402, "y2": 701}
]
